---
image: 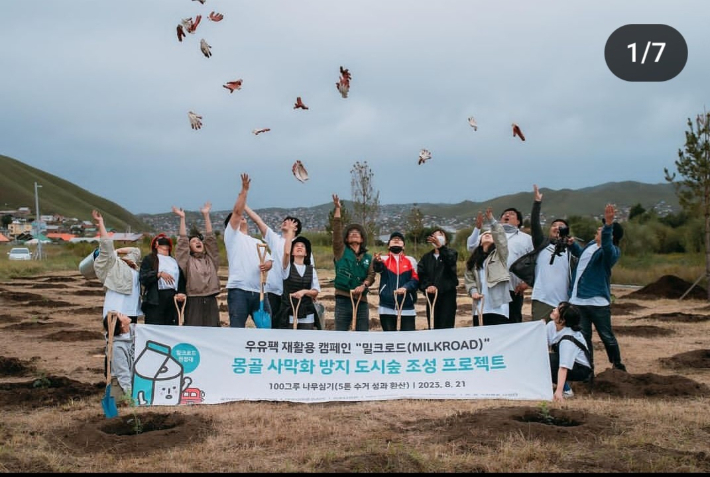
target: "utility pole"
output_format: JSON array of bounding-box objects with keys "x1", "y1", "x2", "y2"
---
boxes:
[{"x1": 34, "y1": 182, "x2": 43, "y2": 260}]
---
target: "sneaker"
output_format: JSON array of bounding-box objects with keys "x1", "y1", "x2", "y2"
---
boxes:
[
  {"x1": 563, "y1": 389, "x2": 574, "y2": 399},
  {"x1": 613, "y1": 362, "x2": 627, "y2": 372}
]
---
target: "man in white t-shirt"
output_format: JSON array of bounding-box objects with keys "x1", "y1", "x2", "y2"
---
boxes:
[{"x1": 224, "y1": 174, "x2": 273, "y2": 328}]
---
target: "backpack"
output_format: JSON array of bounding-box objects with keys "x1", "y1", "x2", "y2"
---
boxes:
[{"x1": 552, "y1": 335, "x2": 595, "y2": 390}]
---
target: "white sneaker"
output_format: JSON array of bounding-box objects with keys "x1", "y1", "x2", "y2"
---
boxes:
[{"x1": 563, "y1": 389, "x2": 575, "y2": 399}]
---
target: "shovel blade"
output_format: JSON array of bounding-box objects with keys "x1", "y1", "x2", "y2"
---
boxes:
[
  {"x1": 254, "y1": 310, "x2": 271, "y2": 329},
  {"x1": 102, "y1": 384, "x2": 119, "y2": 418}
]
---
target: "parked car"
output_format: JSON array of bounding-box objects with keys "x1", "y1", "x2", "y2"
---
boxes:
[{"x1": 7, "y1": 247, "x2": 32, "y2": 260}]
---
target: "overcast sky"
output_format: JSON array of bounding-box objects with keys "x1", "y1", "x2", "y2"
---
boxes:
[{"x1": 2, "y1": 1, "x2": 708, "y2": 214}]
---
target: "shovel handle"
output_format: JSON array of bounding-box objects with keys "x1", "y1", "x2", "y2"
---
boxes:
[
  {"x1": 426, "y1": 289, "x2": 438, "y2": 330},
  {"x1": 393, "y1": 291, "x2": 405, "y2": 330},
  {"x1": 256, "y1": 243, "x2": 268, "y2": 284},
  {"x1": 475, "y1": 295, "x2": 485, "y2": 327},
  {"x1": 289, "y1": 294, "x2": 302, "y2": 330},
  {"x1": 174, "y1": 295, "x2": 186, "y2": 326},
  {"x1": 349, "y1": 290, "x2": 362, "y2": 331},
  {"x1": 106, "y1": 311, "x2": 118, "y2": 386}
]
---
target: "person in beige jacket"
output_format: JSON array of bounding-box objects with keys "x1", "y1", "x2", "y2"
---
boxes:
[
  {"x1": 464, "y1": 207, "x2": 512, "y2": 326},
  {"x1": 173, "y1": 203, "x2": 221, "y2": 327}
]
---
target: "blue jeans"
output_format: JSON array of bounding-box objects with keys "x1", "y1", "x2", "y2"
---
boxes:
[
  {"x1": 577, "y1": 304, "x2": 623, "y2": 367},
  {"x1": 334, "y1": 295, "x2": 369, "y2": 331},
  {"x1": 227, "y1": 288, "x2": 271, "y2": 328}
]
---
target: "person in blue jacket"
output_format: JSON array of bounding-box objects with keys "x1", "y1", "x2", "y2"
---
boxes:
[{"x1": 568, "y1": 203, "x2": 627, "y2": 372}]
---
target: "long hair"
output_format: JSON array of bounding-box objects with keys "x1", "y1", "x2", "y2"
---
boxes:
[{"x1": 465, "y1": 242, "x2": 495, "y2": 271}]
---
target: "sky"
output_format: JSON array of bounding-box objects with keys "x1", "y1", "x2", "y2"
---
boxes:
[{"x1": 2, "y1": 1, "x2": 709, "y2": 215}]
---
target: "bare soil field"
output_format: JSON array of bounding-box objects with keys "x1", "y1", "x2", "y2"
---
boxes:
[{"x1": 1, "y1": 269, "x2": 709, "y2": 472}]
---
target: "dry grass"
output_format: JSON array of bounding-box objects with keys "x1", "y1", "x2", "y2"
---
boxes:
[{"x1": 0, "y1": 268, "x2": 709, "y2": 472}]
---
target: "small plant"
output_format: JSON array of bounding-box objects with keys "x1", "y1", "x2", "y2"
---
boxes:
[
  {"x1": 120, "y1": 391, "x2": 143, "y2": 435},
  {"x1": 32, "y1": 374, "x2": 51, "y2": 389},
  {"x1": 537, "y1": 401, "x2": 555, "y2": 425}
]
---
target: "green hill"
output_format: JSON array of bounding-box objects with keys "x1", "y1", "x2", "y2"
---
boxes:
[{"x1": 0, "y1": 154, "x2": 151, "y2": 232}]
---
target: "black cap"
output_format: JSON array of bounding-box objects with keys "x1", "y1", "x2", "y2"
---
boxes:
[
  {"x1": 389, "y1": 231, "x2": 405, "y2": 243},
  {"x1": 602, "y1": 219, "x2": 624, "y2": 245}
]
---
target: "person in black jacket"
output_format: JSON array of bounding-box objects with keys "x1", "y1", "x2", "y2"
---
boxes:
[
  {"x1": 417, "y1": 228, "x2": 459, "y2": 329},
  {"x1": 139, "y1": 233, "x2": 186, "y2": 326}
]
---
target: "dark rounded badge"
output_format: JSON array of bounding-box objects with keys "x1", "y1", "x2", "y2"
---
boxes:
[{"x1": 605, "y1": 24, "x2": 687, "y2": 82}]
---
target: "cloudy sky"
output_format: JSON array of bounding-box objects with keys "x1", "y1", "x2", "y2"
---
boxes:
[{"x1": 2, "y1": 1, "x2": 708, "y2": 214}]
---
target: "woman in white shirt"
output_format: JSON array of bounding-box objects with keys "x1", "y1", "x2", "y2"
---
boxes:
[{"x1": 547, "y1": 301, "x2": 593, "y2": 401}]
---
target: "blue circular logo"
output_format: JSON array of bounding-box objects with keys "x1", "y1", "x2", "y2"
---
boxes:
[{"x1": 172, "y1": 343, "x2": 200, "y2": 374}]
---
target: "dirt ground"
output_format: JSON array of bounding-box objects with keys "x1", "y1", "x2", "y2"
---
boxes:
[{"x1": 1, "y1": 270, "x2": 709, "y2": 472}]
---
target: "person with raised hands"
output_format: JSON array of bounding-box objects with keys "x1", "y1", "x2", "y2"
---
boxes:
[{"x1": 173, "y1": 202, "x2": 221, "y2": 327}]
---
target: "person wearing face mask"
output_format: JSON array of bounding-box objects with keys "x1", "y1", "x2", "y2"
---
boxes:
[
  {"x1": 464, "y1": 208, "x2": 512, "y2": 326},
  {"x1": 417, "y1": 228, "x2": 459, "y2": 329},
  {"x1": 373, "y1": 232, "x2": 420, "y2": 331},
  {"x1": 173, "y1": 202, "x2": 221, "y2": 327},
  {"x1": 140, "y1": 231, "x2": 187, "y2": 326}
]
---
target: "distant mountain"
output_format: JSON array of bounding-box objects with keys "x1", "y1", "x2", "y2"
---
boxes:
[
  {"x1": 0, "y1": 154, "x2": 151, "y2": 232},
  {"x1": 139, "y1": 181, "x2": 680, "y2": 235}
]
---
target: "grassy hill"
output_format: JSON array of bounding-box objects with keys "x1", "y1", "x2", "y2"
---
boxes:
[{"x1": 0, "y1": 154, "x2": 151, "y2": 232}]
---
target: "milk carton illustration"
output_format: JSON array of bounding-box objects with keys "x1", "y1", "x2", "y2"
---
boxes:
[{"x1": 132, "y1": 340, "x2": 191, "y2": 406}]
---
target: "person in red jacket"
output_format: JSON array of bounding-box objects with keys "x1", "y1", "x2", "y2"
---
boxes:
[{"x1": 373, "y1": 232, "x2": 420, "y2": 331}]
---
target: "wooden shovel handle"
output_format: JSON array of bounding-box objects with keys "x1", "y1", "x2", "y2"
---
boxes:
[
  {"x1": 289, "y1": 294, "x2": 302, "y2": 330},
  {"x1": 174, "y1": 295, "x2": 186, "y2": 326},
  {"x1": 256, "y1": 243, "x2": 268, "y2": 284},
  {"x1": 106, "y1": 311, "x2": 118, "y2": 386},
  {"x1": 394, "y1": 291, "x2": 404, "y2": 330},
  {"x1": 349, "y1": 290, "x2": 362, "y2": 331},
  {"x1": 426, "y1": 289, "x2": 438, "y2": 330},
  {"x1": 476, "y1": 295, "x2": 485, "y2": 327}
]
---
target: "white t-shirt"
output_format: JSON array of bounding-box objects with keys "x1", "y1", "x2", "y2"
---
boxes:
[
  {"x1": 157, "y1": 254, "x2": 180, "y2": 291},
  {"x1": 546, "y1": 321, "x2": 591, "y2": 370},
  {"x1": 570, "y1": 243, "x2": 609, "y2": 306},
  {"x1": 532, "y1": 245, "x2": 571, "y2": 307},
  {"x1": 224, "y1": 226, "x2": 272, "y2": 292},
  {"x1": 103, "y1": 269, "x2": 141, "y2": 318},
  {"x1": 283, "y1": 262, "x2": 321, "y2": 324}
]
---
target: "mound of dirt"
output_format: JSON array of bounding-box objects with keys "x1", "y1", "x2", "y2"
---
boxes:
[
  {"x1": 0, "y1": 375, "x2": 104, "y2": 409},
  {"x1": 628, "y1": 275, "x2": 707, "y2": 300},
  {"x1": 659, "y1": 349, "x2": 710, "y2": 369},
  {"x1": 573, "y1": 368, "x2": 710, "y2": 399}
]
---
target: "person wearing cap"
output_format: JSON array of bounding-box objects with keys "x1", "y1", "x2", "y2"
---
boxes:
[
  {"x1": 568, "y1": 203, "x2": 627, "y2": 372},
  {"x1": 140, "y1": 231, "x2": 186, "y2": 326},
  {"x1": 464, "y1": 207, "x2": 512, "y2": 326},
  {"x1": 245, "y1": 204, "x2": 306, "y2": 329},
  {"x1": 331, "y1": 194, "x2": 376, "y2": 331},
  {"x1": 224, "y1": 173, "x2": 274, "y2": 328},
  {"x1": 173, "y1": 202, "x2": 221, "y2": 327},
  {"x1": 373, "y1": 231, "x2": 420, "y2": 331},
  {"x1": 417, "y1": 228, "x2": 459, "y2": 329},
  {"x1": 280, "y1": 220, "x2": 321, "y2": 330}
]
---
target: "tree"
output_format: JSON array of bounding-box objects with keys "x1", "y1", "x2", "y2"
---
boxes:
[
  {"x1": 350, "y1": 161, "x2": 380, "y2": 245},
  {"x1": 628, "y1": 203, "x2": 646, "y2": 221},
  {"x1": 1, "y1": 214, "x2": 11, "y2": 230},
  {"x1": 406, "y1": 205, "x2": 425, "y2": 255},
  {"x1": 665, "y1": 109, "x2": 710, "y2": 300}
]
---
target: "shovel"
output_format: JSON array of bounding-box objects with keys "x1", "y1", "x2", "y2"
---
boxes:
[
  {"x1": 289, "y1": 294, "x2": 302, "y2": 330},
  {"x1": 476, "y1": 295, "x2": 485, "y2": 327},
  {"x1": 174, "y1": 295, "x2": 186, "y2": 326},
  {"x1": 254, "y1": 243, "x2": 271, "y2": 329},
  {"x1": 349, "y1": 290, "x2": 362, "y2": 331},
  {"x1": 102, "y1": 311, "x2": 119, "y2": 418},
  {"x1": 394, "y1": 291, "x2": 404, "y2": 331},
  {"x1": 425, "y1": 289, "x2": 438, "y2": 330}
]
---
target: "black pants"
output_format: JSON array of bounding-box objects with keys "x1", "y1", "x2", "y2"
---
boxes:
[
  {"x1": 508, "y1": 290, "x2": 524, "y2": 323},
  {"x1": 424, "y1": 289, "x2": 457, "y2": 329},
  {"x1": 473, "y1": 313, "x2": 510, "y2": 327},
  {"x1": 549, "y1": 352, "x2": 592, "y2": 384},
  {"x1": 267, "y1": 292, "x2": 285, "y2": 329},
  {"x1": 143, "y1": 289, "x2": 179, "y2": 326},
  {"x1": 380, "y1": 314, "x2": 416, "y2": 331}
]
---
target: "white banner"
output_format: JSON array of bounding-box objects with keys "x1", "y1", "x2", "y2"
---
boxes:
[{"x1": 131, "y1": 321, "x2": 553, "y2": 406}]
